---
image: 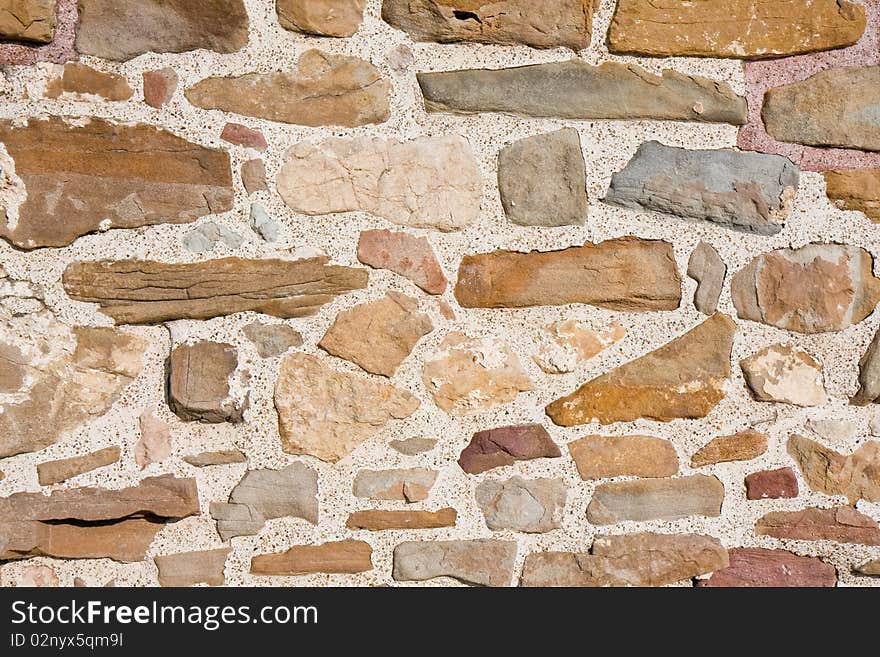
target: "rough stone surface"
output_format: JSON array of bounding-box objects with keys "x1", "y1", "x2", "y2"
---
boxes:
[
  {"x1": 36, "y1": 446, "x2": 120, "y2": 486},
  {"x1": 392, "y1": 539, "x2": 517, "y2": 586},
  {"x1": 251, "y1": 541, "x2": 373, "y2": 576},
  {"x1": 755, "y1": 506, "x2": 880, "y2": 545},
  {"x1": 475, "y1": 477, "x2": 566, "y2": 533},
  {"x1": 186, "y1": 50, "x2": 390, "y2": 127},
  {"x1": 605, "y1": 141, "x2": 799, "y2": 235},
  {"x1": 249, "y1": 204, "x2": 279, "y2": 242},
  {"x1": 352, "y1": 468, "x2": 438, "y2": 502},
  {"x1": 44, "y1": 63, "x2": 132, "y2": 100},
  {"x1": 691, "y1": 429, "x2": 768, "y2": 467},
  {"x1": 0, "y1": 0, "x2": 56, "y2": 43},
  {"x1": 745, "y1": 467, "x2": 799, "y2": 500},
  {"x1": 357, "y1": 229, "x2": 447, "y2": 295},
  {"x1": 220, "y1": 123, "x2": 267, "y2": 151},
  {"x1": 418, "y1": 60, "x2": 748, "y2": 124},
  {"x1": 182, "y1": 449, "x2": 247, "y2": 468},
  {"x1": 277, "y1": 0, "x2": 365, "y2": 37},
  {"x1": 497, "y1": 128, "x2": 588, "y2": 227},
  {"x1": 18, "y1": 565, "x2": 59, "y2": 587},
  {"x1": 0, "y1": 0, "x2": 74, "y2": 64},
  {"x1": 586, "y1": 475, "x2": 725, "y2": 525},
  {"x1": 741, "y1": 344, "x2": 827, "y2": 406},
  {"x1": 275, "y1": 353, "x2": 420, "y2": 462},
  {"x1": 788, "y1": 434, "x2": 880, "y2": 503},
  {"x1": 547, "y1": 314, "x2": 735, "y2": 426},
  {"x1": 687, "y1": 241, "x2": 726, "y2": 314},
  {"x1": 608, "y1": 0, "x2": 866, "y2": 59},
  {"x1": 168, "y1": 342, "x2": 248, "y2": 424},
  {"x1": 241, "y1": 159, "x2": 268, "y2": 194},
  {"x1": 521, "y1": 533, "x2": 728, "y2": 587},
  {"x1": 346, "y1": 508, "x2": 456, "y2": 530},
  {"x1": 389, "y1": 437, "x2": 437, "y2": 456},
  {"x1": 0, "y1": 117, "x2": 234, "y2": 249},
  {"x1": 856, "y1": 559, "x2": 880, "y2": 576},
  {"x1": 532, "y1": 320, "x2": 626, "y2": 375},
  {"x1": 135, "y1": 410, "x2": 171, "y2": 469},
  {"x1": 852, "y1": 325, "x2": 880, "y2": 405},
  {"x1": 807, "y1": 418, "x2": 857, "y2": 443},
  {"x1": 454, "y1": 237, "x2": 682, "y2": 311},
  {"x1": 182, "y1": 222, "x2": 243, "y2": 253},
  {"x1": 824, "y1": 169, "x2": 880, "y2": 221},
  {"x1": 731, "y1": 244, "x2": 880, "y2": 333},
  {"x1": 243, "y1": 322, "x2": 303, "y2": 358},
  {"x1": 458, "y1": 425, "x2": 561, "y2": 475},
  {"x1": 568, "y1": 435, "x2": 679, "y2": 480},
  {"x1": 154, "y1": 548, "x2": 230, "y2": 587},
  {"x1": 696, "y1": 548, "x2": 837, "y2": 587},
  {"x1": 277, "y1": 135, "x2": 482, "y2": 231},
  {"x1": 142, "y1": 67, "x2": 178, "y2": 108}
]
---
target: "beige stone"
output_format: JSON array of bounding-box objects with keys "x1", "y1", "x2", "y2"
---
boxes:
[
  {"x1": 37, "y1": 446, "x2": 120, "y2": 486},
  {"x1": 135, "y1": 410, "x2": 171, "y2": 469},
  {"x1": 691, "y1": 429, "x2": 768, "y2": 467},
  {"x1": 352, "y1": 469, "x2": 437, "y2": 502},
  {"x1": 568, "y1": 435, "x2": 679, "y2": 480},
  {"x1": 586, "y1": 475, "x2": 725, "y2": 524},
  {"x1": 168, "y1": 342, "x2": 247, "y2": 424},
  {"x1": 787, "y1": 434, "x2": 880, "y2": 503},
  {"x1": 154, "y1": 548, "x2": 230, "y2": 587},
  {"x1": 856, "y1": 559, "x2": 880, "y2": 576},
  {"x1": 19, "y1": 565, "x2": 59, "y2": 587},
  {"x1": 251, "y1": 541, "x2": 373, "y2": 575},
  {"x1": 533, "y1": 320, "x2": 626, "y2": 374},
  {"x1": 277, "y1": 0, "x2": 365, "y2": 37},
  {"x1": 741, "y1": 344, "x2": 826, "y2": 406},
  {"x1": 44, "y1": 63, "x2": 132, "y2": 101}
]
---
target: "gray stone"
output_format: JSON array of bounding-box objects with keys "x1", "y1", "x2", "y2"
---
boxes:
[
  {"x1": 242, "y1": 322, "x2": 303, "y2": 358},
  {"x1": 497, "y1": 128, "x2": 587, "y2": 227},
  {"x1": 182, "y1": 222, "x2": 243, "y2": 253},
  {"x1": 389, "y1": 437, "x2": 437, "y2": 456},
  {"x1": 687, "y1": 242, "x2": 726, "y2": 314},
  {"x1": 392, "y1": 540, "x2": 517, "y2": 586},
  {"x1": 853, "y1": 326, "x2": 880, "y2": 405},
  {"x1": 352, "y1": 468, "x2": 437, "y2": 502},
  {"x1": 605, "y1": 142, "x2": 799, "y2": 235},
  {"x1": 586, "y1": 475, "x2": 725, "y2": 524},
  {"x1": 475, "y1": 476, "x2": 566, "y2": 533},
  {"x1": 249, "y1": 204, "x2": 279, "y2": 242}
]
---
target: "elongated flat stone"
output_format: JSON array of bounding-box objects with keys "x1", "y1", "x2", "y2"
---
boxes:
[
  {"x1": 691, "y1": 429, "x2": 768, "y2": 467},
  {"x1": 382, "y1": 0, "x2": 593, "y2": 50},
  {"x1": 154, "y1": 548, "x2": 230, "y2": 587},
  {"x1": 763, "y1": 66, "x2": 880, "y2": 152},
  {"x1": 755, "y1": 506, "x2": 880, "y2": 545},
  {"x1": 587, "y1": 475, "x2": 725, "y2": 525},
  {"x1": 856, "y1": 559, "x2": 880, "y2": 576},
  {"x1": 0, "y1": 117, "x2": 234, "y2": 249},
  {"x1": 605, "y1": 141, "x2": 799, "y2": 235},
  {"x1": 251, "y1": 541, "x2": 373, "y2": 576},
  {"x1": 696, "y1": 548, "x2": 837, "y2": 587},
  {"x1": 418, "y1": 60, "x2": 748, "y2": 124},
  {"x1": 183, "y1": 449, "x2": 247, "y2": 468},
  {"x1": 0, "y1": 0, "x2": 56, "y2": 43},
  {"x1": 824, "y1": 169, "x2": 880, "y2": 221},
  {"x1": 547, "y1": 314, "x2": 735, "y2": 426},
  {"x1": 278, "y1": 0, "x2": 365, "y2": 37},
  {"x1": 455, "y1": 237, "x2": 681, "y2": 311},
  {"x1": 44, "y1": 63, "x2": 132, "y2": 100},
  {"x1": 688, "y1": 242, "x2": 726, "y2": 314},
  {"x1": 37, "y1": 446, "x2": 120, "y2": 486},
  {"x1": 568, "y1": 435, "x2": 679, "y2": 480},
  {"x1": 788, "y1": 434, "x2": 880, "y2": 503},
  {"x1": 608, "y1": 0, "x2": 865, "y2": 59},
  {"x1": 62, "y1": 257, "x2": 367, "y2": 324},
  {"x1": 352, "y1": 469, "x2": 437, "y2": 502},
  {"x1": 346, "y1": 508, "x2": 457, "y2": 531},
  {"x1": 392, "y1": 539, "x2": 517, "y2": 586},
  {"x1": 458, "y1": 425, "x2": 561, "y2": 475}
]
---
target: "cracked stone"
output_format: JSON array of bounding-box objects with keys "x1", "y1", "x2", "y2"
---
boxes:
[
  {"x1": 475, "y1": 476, "x2": 566, "y2": 533},
  {"x1": 741, "y1": 344, "x2": 826, "y2": 406},
  {"x1": 788, "y1": 434, "x2": 880, "y2": 503},
  {"x1": 0, "y1": 0, "x2": 55, "y2": 43},
  {"x1": 352, "y1": 468, "x2": 438, "y2": 503},
  {"x1": 687, "y1": 241, "x2": 726, "y2": 314},
  {"x1": 168, "y1": 341, "x2": 248, "y2": 424}
]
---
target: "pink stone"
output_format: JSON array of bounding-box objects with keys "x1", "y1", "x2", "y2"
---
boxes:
[
  {"x1": 0, "y1": 0, "x2": 76, "y2": 65},
  {"x1": 357, "y1": 229, "x2": 447, "y2": 295},
  {"x1": 220, "y1": 122, "x2": 267, "y2": 151},
  {"x1": 143, "y1": 68, "x2": 178, "y2": 108},
  {"x1": 697, "y1": 548, "x2": 836, "y2": 587},
  {"x1": 745, "y1": 467, "x2": 799, "y2": 500}
]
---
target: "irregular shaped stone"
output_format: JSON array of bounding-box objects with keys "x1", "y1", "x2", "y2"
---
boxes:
[
  {"x1": 278, "y1": 0, "x2": 364, "y2": 37},
  {"x1": 605, "y1": 141, "x2": 799, "y2": 235},
  {"x1": 352, "y1": 468, "x2": 437, "y2": 502},
  {"x1": 182, "y1": 222, "x2": 243, "y2": 253},
  {"x1": 788, "y1": 434, "x2": 880, "y2": 503},
  {"x1": 277, "y1": 135, "x2": 481, "y2": 231},
  {"x1": 393, "y1": 540, "x2": 517, "y2": 586},
  {"x1": 251, "y1": 541, "x2": 373, "y2": 576},
  {"x1": 275, "y1": 353, "x2": 419, "y2": 462},
  {"x1": 732, "y1": 244, "x2": 880, "y2": 333},
  {"x1": 357, "y1": 229, "x2": 447, "y2": 295},
  {"x1": 458, "y1": 424, "x2": 561, "y2": 475},
  {"x1": 741, "y1": 344, "x2": 826, "y2": 406},
  {"x1": 696, "y1": 548, "x2": 837, "y2": 587},
  {"x1": 241, "y1": 159, "x2": 267, "y2": 194},
  {"x1": 608, "y1": 0, "x2": 865, "y2": 59},
  {"x1": 498, "y1": 128, "x2": 587, "y2": 227},
  {"x1": 688, "y1": 242, "x2": 726, "y2": 314},
  {"x1": 186, "y1": 50, "x2": 390, "y2": 128},
  {"x1": 568, "y1": 435, "x2": 679, "y2": 480},
  {"x1": 807, "y1": 418, "x2": 857, "y2": 443},
  {"x1": 168, "y1": 342, "x2": 248, "y2": 424},
  {"x1": 0, "y1": 117, "x2": 234, "y2": 249},
  {"x1": 418, "y1": 60, "x2": 748, "y2": 124},
  {"x1": 383, "y1": 0, "x2": 592, "y2": 50},
  {"x1": 422, "y1": 332, "x2": 533, "y2": 415},
  {"x1": 19, "y1": 565, "x2": 59, "y2": 587},
  {"x1": 220, "y1": 123, "x2": 266, "y2": 151},
  {"x1": 135, "y1": 410, "x2": 171, "y2": 469},
  {"x1": 243, "y1": 322, "x2": 303, "y2": 358},
  {"x1": 856, "y1": 559, "x2": 880, "y2": 576},
  {"x1": 691, "y1": 429, "x2": 768, "y2": 467},
  {"x1": 853, "y1": 326, "x2": 880, "y2": 405},
  {"x1": 210, "y1": 462, "x2": 318, "y2": 541},
  {"x1": 346, "y1": 508, "x2": 457, "y2": 530},
  {"x1": 390, "y1": 437, "x2": 437, "y2": 456},
  {"x1": 44, "y1": 63, "x2": 132, "y2": 100},
  {"x1": 0, "y1": 0, "x2": 55, "y2": 43},
  {"x1": 745, "y1": 467, "x2": 799, "y2": 500},
  {"x1": 75, "y1": 0, "x2": 249, "y2": 61},
  {"x1": 386, "y1": 44, "x2": 413, "y2": 73},
  {"x1": 455, "y1": 237, "x2": 681, "y2": 311},
  {"x1": 320, "y1": 292, "x2": 432, "y2": 376},
  {"x1": 183, "y1": 449, "x2": 247, "y2": 467},
  {"x1": 547, "y1": 314, "x2": 735, "y2": 426},
  {"x1": 755, "y1": 506, "x2": 880, "y2": 545},
  {"x1": 154, "y1": 548, "x2": 230, "y2": 587},
  {"x1": 249, "y1": 204, "x2": 279, "y2": 242},
  {"x1": 142, "y1": 67, "x2": 178, "y2": 108},
  {"x1": 533, "y1": 320, "x2": 626, "y2": 375},
  {"x1": 763, "y1": 66, "x2": 880, "y2": 152},
  {"x1": 521, "y1": 533, "x2": 728, "y2": 587},
  {"x1": 37, "y1": 446, "x2": 120, "y2": 486},
  {"x1": 63, "y1": 256, "x2": 368, "y2": 324},
  {"x1": 1, "y1": 519, "x2": 161, "y2": 562},
  {"x1": 824, "y1": 169, "x2": 880, "y2": 221},
  {"x1": 587, "y1": 475, "x2": 725, "y2": 525},
  {"x1": 475, "y1": 477, "x2": 566, "y2": 533}
]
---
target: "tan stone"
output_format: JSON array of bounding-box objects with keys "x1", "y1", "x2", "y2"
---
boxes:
[
  {"x1": 755, "y1": 506, "x2": 880, "y2": 545},
  {"x1": 824, "y1": 169, "x2": 880, "y2": 222},
  {"x1": 389, "y1": 437, "x2": 437, "y2": 456},
  {"x1": 44, "y1": 64, "x2": 132, "y2": 101},
  {"x1": 352, "y1": 469, "x2": 437, "y2": 502},
  {"x1": 687, "y1": 241, "x2": 726, "y2": 315},
  {"x1": 135, "y1": 410, "x2": 171, "y2": 469},
  {"x1": 251, "y1": 540, "x2": 373, "y2": 575},
  {"x1": 154, "y1": 548, "x2": 230, "y2": 587},
  {"x1": 0, "y1": 0, "x2": 55, "y2": 43},
  {"x1": 691, "y1": 429, "x2": 768, "y2": 467},
  {"x1": 142, "y1": 68, "x2": 178, "y2": 108},
  {"x1": 183, "y1": 449, "x2": 247, "y2": 467},
  {"x1": 856, "y1": 559, "x2": 880, "y2": 576},
  {"x1": 787, "y1": 434, "x2": 880, "y2": 503},
  {"x1": 455, "y1": 237, "x2": 681, "y2": 311},
  {"x1": 168, "y1": 342, "x2": 248, "y2": 424},
  {"x1": 741, "y1": 344, "x2": 826, "y2": 406},
  {"x1": 546, "y1": 314, "x2": 735, "y2": 426},
  {"x1": 37, "y1": 446, "x2": 120, "y2": 486},
  {"x1": 533, "y1": 320, "x2": 626, "y2": 374},
  {"x1": 357, "y1": 229, "x2": 447, "y2": 295},
  {"x1": 568, "y1": 435, "x2": 679, "y2": 480},
  {"x1": 275, "y1": 353, "x2": 420, "y2": 462},
  {"x1": 608, "y1": 0, "x2": 865, "y2": 59},
  {"x1": 346, "y1": 508, "x2": 457, "y2": 531},
  {"x1": 422, "y1": 332, "x2": 534, "y2": 415},
  {"x1": 393, "y1": 539, "x2": 517, "y2": 586},
  {"x1": 186, "y1": 50, "x2": 390, "y2": 127},
  {"x1": 587, "y1": 475, "x2": 725, "y2": 524},
  {"x1": 278, "y1": 0, "x2": 365, "y2": 37}
]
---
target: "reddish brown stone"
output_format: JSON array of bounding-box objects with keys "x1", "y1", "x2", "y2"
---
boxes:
[
  {"x1": 37, "y1": 446, "x2": 121, "y2": 485},
  {"x1": 241, "y1": 159, "x2": 268, "y2": 194},
  {"x1": 458, "y1": 425, "x2": 562, "y2": 475},
  {"x1": 346, "y1": 508, "x2": 457, "y2": 530},
  {"x1": 755, "y1": 506, "x2": 880, "y2": 545},
  {"x1": 697, "y1": 548, "x2": 837, "y2": 587},
  {"x1": 250, "y1": 540, "x2": 373, "y2": 576},
  {"x1": 745, "y1": 467, "x2": 799, "y2": 500},
  {"x1": 220, "y1": 122, "x2": 267, "y2": 151},
  {"x1": 143, "y1": 68, "x2": 178, "y2": 108},
  {"x1": 357, "y1": 229, "x2": 447, "y2": 295}
]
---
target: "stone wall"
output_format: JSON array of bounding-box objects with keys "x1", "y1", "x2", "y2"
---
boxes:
[{"x1": 0, "y1": 0, "x2": 879, "y2": 587}]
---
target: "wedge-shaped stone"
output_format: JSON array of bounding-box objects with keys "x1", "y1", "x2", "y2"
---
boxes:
[
  {"x1": 183, "y1": 449, "x2": 247, "y2": 468},
  {"x1": 547, "y1": 314, "x2": 735, "y2": 426},
  {"x1": 763, "y1": 66, "x2": 880, "y2": 152},
  {"x1": 346, "y1": 508, "x2": 457, "y2": 531},
  {"x1": 154, "y1": 548, "x2": 231, "y2": 587},
  {"x1": 731, "y1": 244, "x2": 880, "y2": 333},
  {"x1": 475, "y1": 477, "x2": 566, "y2": 533},
  {"x1": 696, "y1": 548, "x2": 836, "y2": 587},
  {"x1": 357, "y1": 229, "x2": 447, "y2": 295},
  {"x1": 687, "y1": 241, "x2": 726, "y2": 314},
  {"x1": 755, "y1": 506, "x2": 880, "y2": 545},
  {"x1": 856, "y1": 559, "x2": 880, "y2": 576},
  {"x1": 854, "y1": 326, "x2": 880, "y2": 405},
  {"x1": 741, "y1": 344, "x2": 826, "y2": 406},
  {"x1": 186, "y1": 50, "x2": 390, "y2": 128},
  {"x1": 37, "y1": 446, "x2": 121, "y2": 486},
  {"x1": 533, "y1": 320, "x2": 626, "y2": 375},
  {"x1": 608, "y1": 0, "x2": 865, "y2": 59},
  {"x1": 788, "y1": 434, "x2": 880, "y2": 503},
  {"x1": 352, "y1": 469, "x2": 437, "y2": 502},
  {"x1": 76, "y1": 0, "x2": 249, "y2": 61},
  {"x1": 251, "y1": 541, "x2": 373, "y2": 576},
  {"x1": 0, "y1": 117, "x2": 233, "y2": 249},
  {"x1": 168, "y1": 342, "x2": 248, "y2": 423},
  {"x1": 62, "y1": 257, "x2": 368, "y2": 324},
  {"x1": 521, "y1": 532, "x2": 728, "y2": 587},
  {"x1": 275, "y1": 353, "x2": 419, "y2": 463},
  {"x1": 586, "y1": 475, "x2": 725, "y2": 525},
  {"x1": 691, "y1": 429, "x2": 768, "y2": 467},
  {"x1": 418, "y1": 60, "x2": 748, "y2": 124},
  {"x1": 382, "y1": 0, "x2": 593, "y2": 50},
  {"x1": 455, "y1": 237, "x2": 681, "y2": 311},
  {"x1": 568, "y1": 435, "x2": 679, "y2": 480},
  {"x1": 278, "y1": 0, "x2": 365, "y2": 37},
  {"x1": 392, "y1": 539, "x2": 517, "y2": 586},
  {"x1": 458, "y1": 425, "x2": 561, "y2": 475},
  {"x1": 44, "y1": 63, "x2": 133, "y2": 101},
  {"x1": 605, "y1": 142, "x2": 799, "y2": 235},
  {"x1": 824, "y1": 169, "x2": 880, "y2": 222}
]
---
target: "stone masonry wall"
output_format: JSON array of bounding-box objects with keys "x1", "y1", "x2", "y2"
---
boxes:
[{"x1": 1, "y1": 0, "x2": 879, "y2": 587}]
